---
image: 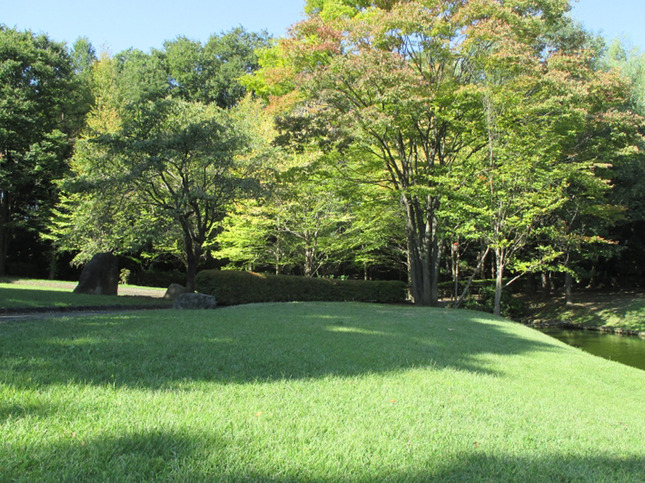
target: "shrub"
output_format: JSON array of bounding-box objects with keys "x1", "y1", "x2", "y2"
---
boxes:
[
  {"x1": 119, "y1": 269, "x2": 132, "y2": 285},
  {"x1": 132, "y1": 269, "x2": 185, "y2": 288},
  {"x1": 195, "y1": 270, "x2": 408, "y2": 306},
  {"x1": 463, "y1": 285, "x2": 525, "y2": 318}
]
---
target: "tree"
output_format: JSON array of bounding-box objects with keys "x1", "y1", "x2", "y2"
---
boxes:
[
  {"x1": 253, "y1": 1, "x2": 480, "y2": 303},
  {"x1": 598, "y1": 41, "x2": 645, "y2": 285},
  {"x1": 0, "y1": 26, "x2": 83, "y2": 276},
  {"x1": 454, "y1": 9, "x2": 641, "y2": 315},
  {"x1": 64, "y1": 98, "x2": 253, "y2": 291},
  {"x1": 216, "y1": 101, "x2": 406, "y2": 278},
  {"x1": 159, "y1": 28, "x2": 271, "y2": 107},
  {"x1": 251, "y1": 0, "x2": 604, "y2": 305},
  {"x1": 51, "y1": 29, "x2": 271, "y2": 286}
]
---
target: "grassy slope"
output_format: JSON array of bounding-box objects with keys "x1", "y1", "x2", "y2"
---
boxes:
[
  {"x1": 1, "y1": 302, "x2": 644, "y2": 481},
  {"x1": 0, "y1": 280, "x2": 168, "y2": 310},
  {"x1": 525, "y1": 292, "x2": 645, "y2": 332}
]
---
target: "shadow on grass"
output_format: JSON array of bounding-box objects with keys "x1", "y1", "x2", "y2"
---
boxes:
[
  {"x1": 3, "y1": 429, "x2": 224, "y2": 481},
  {"x1": 0, "y1": 302, "x2": 558, "y2": 390},
  {"x1": 408, "y1": 452, "x2": 645, "y2": 482},
  {"x1": 4, "y1": 429, "x2": 644, "y2": 481},
  {"x1": 0, "y1": 286, "x2": 167, "y2": 311}
]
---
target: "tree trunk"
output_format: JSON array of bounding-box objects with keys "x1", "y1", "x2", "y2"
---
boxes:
[
  {"x1": 185, "y1": 256, "x2": 197, "y2": 293},
  {"x1": 563, "y1": 250, "x2": 573, "y2": 306},
  {"x1": 0, "y1": 189, "x2": 9, "y2": 277},
  {"x1": 183, "y1": 234, "x2": 202, "y2": 293},
  {"x1": 406, "y1": 230, "x2": 434, "y2": 305},
  {"x1": 430, "y1": 220, "x2": 441, "y2": 305},
  {"x1": 402, "y1": 194, "x2": 437, "y2": 306},
  {"x1": 48, "y1": 248, "x2": 57, "y2": 280},
  {"x1": 451, "y1": 241, "x2": 459, "y2": 304},
  {"x1": 541, "y1": 272, "x2": 549, "y2": 293},
  {"x1": 565, "y1": 272, "x2": 573, "y2": 306},
  {"x1": 494, "y1": 247, "x2": 505, "y2": 317},
  {"x1": 455, "y1": 246, "x2": 490, "y2": 308},
  {"x1": 304, "y1": 246, "x2": 315, "y2": 277}
]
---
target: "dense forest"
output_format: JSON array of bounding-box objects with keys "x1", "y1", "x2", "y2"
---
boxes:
[{"x1": 2, "y1": 0, "x2": 644, "y2": 315}]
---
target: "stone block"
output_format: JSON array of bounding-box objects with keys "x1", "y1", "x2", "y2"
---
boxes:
[
  {"x1": 73, "y1": 252, "x2": 119, "y2": 296},
  {"x1": 173, "y1": 292, "x2": 217, "y2": 310}
]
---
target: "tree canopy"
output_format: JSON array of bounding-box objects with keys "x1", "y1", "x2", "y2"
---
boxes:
[{"x1": 0, "y1": 26, "x2": 88, "y2": 276}]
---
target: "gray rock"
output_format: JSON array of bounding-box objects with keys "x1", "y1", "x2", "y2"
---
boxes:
[
  {"x1": 173, "y1": 292, "x2": 217, "y2": 310},
  {"x1": 73, "y1": 252, "x2": 119, "y2": 296},
  {"x1": 164, "y1": 283, "x2": 188, "y2": 300}
]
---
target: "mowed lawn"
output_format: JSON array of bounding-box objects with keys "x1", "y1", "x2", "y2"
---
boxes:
[
  {"x1": 0, "y1": 279, "x2": 167, "y2": 310},
  {"x1": 1, "y1": 302, "x2": 644, "y2": 481}
]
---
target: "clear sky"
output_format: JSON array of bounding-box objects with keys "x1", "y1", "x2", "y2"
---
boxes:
[{"x1": 1, "y1": 0, "x2": 643, "y2": 54}]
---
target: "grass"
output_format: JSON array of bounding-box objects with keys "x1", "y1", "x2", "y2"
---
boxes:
[
  {"x1": 1, "y1": 302, "x2": 645, "y2": 481},
  {"x1": 525, "y1": 291, "x2": 645, "y2": 332},
  {"x1": 0, "y1": 279, "x2": 168, "y2": 310}
]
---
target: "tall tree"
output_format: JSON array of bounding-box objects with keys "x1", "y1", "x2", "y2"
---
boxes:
[
  {"x1": 0, "y1": 26, "x2": 83, "y2": 275},
  {"x1": 599, "y1": 41, "x2": 645, "y2": 285},
  {"x1": 52, "y1": 29, "x2": 270, "y2": 286},
  {"x1": 250, "y1": 0, "x2": 596, "y2": 305},
  {"x1": 159, "y1": 28, "x2": 271, "y2": 107},
  {"x1": 64, "y1": 98, "x2": 254, "y2": 291}
]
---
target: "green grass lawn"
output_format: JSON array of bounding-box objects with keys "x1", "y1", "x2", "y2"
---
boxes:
[
  {"x1": 2, "y1": 302, "x2": 644, "y2": 481},
  {"x1": 0, "y1": 279, "x2": 168, "y2": 310}
]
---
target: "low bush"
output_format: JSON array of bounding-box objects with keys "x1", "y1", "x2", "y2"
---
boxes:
[
  {"x1": 132, "y1": 269, "x2": 185, "y2": 288},
  {"x1": 195, "y1": 270, "x2": 408, "y2": 306}
]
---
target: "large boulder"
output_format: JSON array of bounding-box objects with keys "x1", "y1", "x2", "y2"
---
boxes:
[
  {"x1": 73, "y1": 252, "x2": 119, "y2": 296},
  {"x1": 173, "y1": 292, "x2": 217, "y2": 310},
  {"x1": 164, "y1": 283, "x2": 189, "y2": 301}
]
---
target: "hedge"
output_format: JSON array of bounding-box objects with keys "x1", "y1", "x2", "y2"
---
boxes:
[{"x1": 195, "y1": 270, "x2": 408, "y2": 306}]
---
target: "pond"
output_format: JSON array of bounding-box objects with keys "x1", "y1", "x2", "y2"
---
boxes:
[{"x1": 541, "y1": 328, "x2": 645, "y2": 371}]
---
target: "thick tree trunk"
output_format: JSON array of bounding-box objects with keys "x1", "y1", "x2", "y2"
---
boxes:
[
  {"x1": 304, "y1": 245, "x2": 315, "y2": 277},
  {"x1": 185, "y1": 251, "x2": 199, "y2": 293},
  {"x1": 183, "y1": 233, "x2": 202, "y2": 293},
  {"x1": 402, "y1": 194, "x2": 438, "y2": 306}
]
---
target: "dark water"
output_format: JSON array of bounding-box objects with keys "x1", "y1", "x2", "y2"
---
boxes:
[{"x1": 541, "y1": 328, "x2": 645, "y2": 371}]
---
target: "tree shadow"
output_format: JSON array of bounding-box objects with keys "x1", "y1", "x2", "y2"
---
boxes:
[
  {"x1": 0, "y1": 400, "x2": 64, "y2": 422},
  {"x1": 0, "y1": 285, "x2": 165, "y2": 313},
  {"x1": 3, "y1": 428, "x2": 223, "y2": 481},
  {"x1": 420, "y1": 452, "x2": 645, "y2": 482},
  {"x1": 5, "y1": 431, "x2": 644, "y2": 481},
  {"x1": 0, "y1": 302, "x2": 560, "y2": 389}
]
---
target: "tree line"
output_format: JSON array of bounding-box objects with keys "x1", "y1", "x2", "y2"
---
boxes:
[{"x1": 1, "y1": 0, "x2": 644, "y2": 314}]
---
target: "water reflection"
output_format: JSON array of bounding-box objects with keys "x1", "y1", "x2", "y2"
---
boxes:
[{"x1": 541, "y1": 329, "x2": 645, "y2": 371}]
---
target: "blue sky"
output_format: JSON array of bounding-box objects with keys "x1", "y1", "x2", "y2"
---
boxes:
[{"x1": 2, "y1": 0, "x2": 643, "y2": 54}]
